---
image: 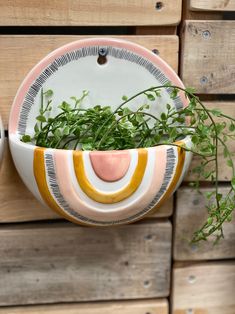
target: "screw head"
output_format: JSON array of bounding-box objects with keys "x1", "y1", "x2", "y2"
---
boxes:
[
  {"x1": 200, "y1": 76, "x2": 208, "y2": 85},
  {"x1": 188, "y1": 275, "x2": 196, "y2": 284},
  {"x1": 152, "y1": 48, "x2": 159, "y2": 55},
  {"x1": 155, "y1": 2, "x2": 163, "y2": 10},
  {"x1": 98, "y1": 47, "x2": 108, "y2": 57},
  {"x1": 202, "y1": 30, "x2": 211, "y2": 39}
]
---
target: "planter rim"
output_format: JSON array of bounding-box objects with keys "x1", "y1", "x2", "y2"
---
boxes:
[{"x1": 10, "y1": 134, "x2": 192, "y2": 153}]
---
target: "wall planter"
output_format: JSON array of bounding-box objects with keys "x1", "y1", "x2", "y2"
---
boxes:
[
  {"x1": 9, "y1": 38, "x2": 192, "y2": 226},
  {"x1": 0, "y1": 115, "x2": 4, "y2": 166}
]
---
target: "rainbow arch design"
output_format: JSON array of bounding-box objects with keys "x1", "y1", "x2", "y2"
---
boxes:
[{"x1": 32, "y1": 144, "x2": 187, "y2": 226}]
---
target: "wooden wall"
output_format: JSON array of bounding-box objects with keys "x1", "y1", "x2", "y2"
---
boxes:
[
  {"x1": 0, "y1": 1, "x2": 234, "y2": 313},
  {"x1": 172, "y1": 1, "x2": 235, "y2": 314}
]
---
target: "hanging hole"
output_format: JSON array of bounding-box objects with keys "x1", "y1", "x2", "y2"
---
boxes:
[
  {"x1": 97, "y1": 55, "x2": 107, "y2": 65},
  {"x1": 155, "y1": 2, "x2": 163, "y2": 10}
]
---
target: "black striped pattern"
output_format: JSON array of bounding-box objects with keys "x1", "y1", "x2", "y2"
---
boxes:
[
  {"x1": 18, "y1": 45, "x2": 184, "y2": 135},
  {"x1": 143, "y1": 147, "x2": 176, "y2": 210}
]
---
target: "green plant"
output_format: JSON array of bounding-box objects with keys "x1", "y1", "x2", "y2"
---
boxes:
[{"x1": 21, "y1": 85, "x2": 235, "y2": 243}]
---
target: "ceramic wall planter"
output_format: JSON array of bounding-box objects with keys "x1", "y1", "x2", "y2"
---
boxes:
[
  {"x1": 9, "y1": 38, "x2": 192, "y2": 226},
  {"x1": 0, "y1": 115, "x2": 4, "y2": 166}
]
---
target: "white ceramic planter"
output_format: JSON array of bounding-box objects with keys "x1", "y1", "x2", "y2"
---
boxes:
[
  {"x1": 9, "y1": 38, "x2": 192, "y2": 226},
  {"x1": 0, "y1": 115, "x2": 4, "y2": 166}
]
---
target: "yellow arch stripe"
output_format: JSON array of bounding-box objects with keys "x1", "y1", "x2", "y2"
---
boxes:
[
  {"x1": 148, "y1": 145, "x2": 185, "y2": 215},
  {"x1": 33, "y1": 148, "x2": 81, "y2": 225},
  {"x1": 73, "y1": 149, "x2": 148, "y2": 204}
]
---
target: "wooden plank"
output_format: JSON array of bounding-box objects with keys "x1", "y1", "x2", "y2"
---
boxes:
[
  {"x1": 182, "y1": 0, "x2": 224, "y2": 20},
  {"x1": 181, "y1": 21, "x2": 235, "y2": 94},
  {"x1": 0, "y1": 139, "x2": 173, "y2": 223},
  {"x1": 0, "y1": 299, "x2": 168, "y2": 314},
  {"x1": 0, "y1": 221, "x2": 172, "y2": 305},
  {"x1": 0, "y1": 139, "x2": 59, "y2": 222},
  {"x1": 0, "y1": 0, "x2": 182, "y2": 26},
  {"x1": 172, "y1": 262, "x2": 235, "y2": 314},
  {"x1": 0, "y1": 35, "x2": 179, "y2": 128},
  {"x1": 190, "y1": 0, "x2": 235, "y2": 11},
  {"x1": 174, "y1": 186, "x2": 235, "y2": 261},
  {"x1": 185, "y1": 101, "x2": 235, "y2": 182}
]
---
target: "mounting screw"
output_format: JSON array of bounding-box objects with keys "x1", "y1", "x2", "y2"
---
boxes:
[
  {"x1": 144, "y1": 280, "x2": 150, "y2": 287},
  {"x1": 98, "y1": 47, "x2": 108, "y2": 57},
  {"x1": 188, "y1": 275, "x2": 196, "y2": 284},
  {"x1": 152, "y1": 48, "x2": 159, "y2": 55},
  {"x1": 155, "y1": 2, "x2": 163, "y2": 10},
  {"x1": 202, "y1": 30, "x2": 211, "y2": 39},
  {"x1": 191, "y1": 243, "x2": 198, "y2": 252},
  {"x1": 200, "y1": 76, "x2": 208, "y2": 85}
]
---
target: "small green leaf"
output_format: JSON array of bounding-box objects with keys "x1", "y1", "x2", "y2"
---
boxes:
[
  {"x1": 205, "y1": 191, "x2": 215, "y2": 199},
  {"x1": 223, "y1": 147, "x2": 229, "y2": 158},
  {"x1": 229, "y1": 123, "x2": 235, "y2": 132},
  {"x1": 231, "y1": 177, "x2": 235, "y2": 191},
  {"x1": 191, "y1": 135, "x2": 199, "y2": 144},
  {"x1": 211, "y1": 109, "x2": 222, "y2": 117},
  {"x1": 21, "y1": 135, "x2": 31, "y2": 143},
  {"x1": 185, "y1": 87, "x2": 195, "y2": 94},
  {"x1": 63, "y1": 126, "x2": 70, "y2": 136},
  {"x1": 170, "y1": 88, "x2": 178, "y2": 99},
  {"x1": 227, "y1": 159, "x2": 233, "y2": 168},
  {"x1": 44, "y1": 89, "x2": 53, "y2": 97},
  {"x1": 34, "y1": 124, "x2": 39, "y2": 133},
  {"x1": 122, "y1": 95, "x2": 128, "y2": 101},
  {"x1": 146, "y1": 93, "x2": 155, "y2": 101},
  {"x1": 169, "y1": 127, "x2": 177, "y2": 139},
  {"x1": 123, "y1": 107, "x2": 132, "y2": 116},
  {"x1": 161, "y1": 112, "x2": 167, "y2": 120},
  {"x1": 54, "y1": 129, "x2": 61, "y2": 138},
  {"x1": 207, "y1": 217, "x2": 213, "y2": 226},
  {"x1": 82, "y1": 143, "x2": 93, "y2": 151},
  {"x1": 166, "y1": 103, "x2": 171, "y2": 111},
  {"x1": 36, "y1": 115, "x2": 47, "y2": 122}
]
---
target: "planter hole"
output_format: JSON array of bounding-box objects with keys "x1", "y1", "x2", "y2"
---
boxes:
[
  {"x1": 97, "y1": 55, "x2": 107, "y2": 65},
  {"x1": 152, "y1": 48, "x2": 159, "y2": 55},
  {"x1": 155, "y1": 2, "x2": 163, "y2": 10}
]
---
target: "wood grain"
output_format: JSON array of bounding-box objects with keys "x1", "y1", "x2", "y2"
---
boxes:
[
  {"x1": 172, "y1": 262, "x2": 235, "y2": 314},
  {"x1": 185, "y1": 101, "x2": 235, "y2": 182},
  {"x1": 190, "y1": 0, "x2": 235, "y2": 11},
  {"x1": 182, "y1": 0, "x2": 224, "y2": 20},
  {"x1": 0, "y1": 35, "x2": 178, "y2": 128},
  {"x1": 174, "y1": 186, "x2": 235, "y2": 261},
  {"x1": 0, "y1": 221, "x2": 172, "y2": 305},
  {"x1": 0, "y1": 0, "x2": 182, "y2": 26},
  {"x1": 0, "y1": 139, "x2": 173, "y2": 223},
  {"x1": 181, "y1": 21, "x2": 235, "y2": 94},
  {"x1": 0, "y1": 299, "x2": 168, "y2": 314}
]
